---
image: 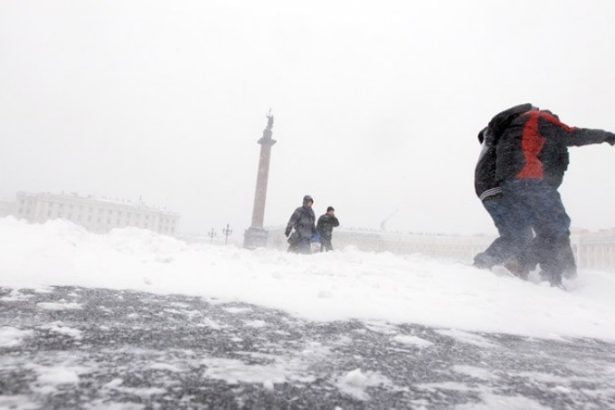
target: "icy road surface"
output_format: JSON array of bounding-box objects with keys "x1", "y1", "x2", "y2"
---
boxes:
[{"x1": 1, "y1": 286, "x2": 615, "y2": 410}]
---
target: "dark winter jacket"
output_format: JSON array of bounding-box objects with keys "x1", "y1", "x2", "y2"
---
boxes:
[
  {"x1": 316, "y1": 214, "x2": 340, "y2": 240},
  {"x1": 285, "y1": 206, "x2": 316, "y2": 240},
  {"x1": 475, "y1": 128, "x2": 501, "y2": 201},
  {"x1": 474, "y1": 104, "x2": 533, "y2": 201},
  {"x1": 495, "y1": 108, "x2": 615, "y2": 187}
]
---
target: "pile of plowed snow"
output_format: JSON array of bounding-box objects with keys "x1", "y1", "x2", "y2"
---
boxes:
[{"x1": 1, "y1": 217, "x2": 614, "y2": 341}]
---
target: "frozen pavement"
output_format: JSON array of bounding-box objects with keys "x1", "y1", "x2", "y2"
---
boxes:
[{"x1": 1, "y1": 286, "x2": 614, "y2": 409}]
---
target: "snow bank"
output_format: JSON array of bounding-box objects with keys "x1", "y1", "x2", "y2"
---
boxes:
[{"x1": 1, "y1": 217, "x2": 615, "y2": 341}]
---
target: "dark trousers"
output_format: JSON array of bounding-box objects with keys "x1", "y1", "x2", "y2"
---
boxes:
[
  {"x1": 520, "y1": 236, "x2": 577, "y2": 279},
  {"x1": 475, "y1": 195, "x2": 533, "y2": 268},
  {"x1": 503, "y1": 180, "x2": 576, "y2": 284},
  {"x1": 288, "y1": 238, "x2": 312, "y2": 254},
  {"x1": 320, "y1": 237, "x2": 333, "y2": 252}
]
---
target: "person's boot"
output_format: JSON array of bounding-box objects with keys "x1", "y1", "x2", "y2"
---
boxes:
[
  {"x1": 504, "y1": 257, "x2": 530, "y2": 280},
  {"x1": 563, "y1": 266, "x2": 577, "y2": 280},
  {"x1": 473, "y1": 253, "x2": 496, "y2": 270},
  {"x1": 540, "y1": 271, "x2": 565, "y2": 289}
]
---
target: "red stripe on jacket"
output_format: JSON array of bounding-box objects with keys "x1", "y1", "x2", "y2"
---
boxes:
[
  {"x1": 517, "y1": 111, "x2": 545, "y2": 179},
  {"x1": 516, "y1": 110, "x2": 576, "y2": 180}
]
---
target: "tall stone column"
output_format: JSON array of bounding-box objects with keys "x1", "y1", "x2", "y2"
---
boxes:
[{"x1": 244, "y1": 113, "x2": 277, "y2": 249}]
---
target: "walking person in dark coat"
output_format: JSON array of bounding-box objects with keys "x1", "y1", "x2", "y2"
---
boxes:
[
  {"x1": 473, "y1": 104, "x2": 534, "y2": 273},
  {"x1": 493, "y1": 104, "x2": 615, "y2": 286},
  {"x1": 317, "y1": 207, "x2": 340, "y2": 252},
  {"x1": 285, "y1": 195, "x2": 317, "y2": 254}
]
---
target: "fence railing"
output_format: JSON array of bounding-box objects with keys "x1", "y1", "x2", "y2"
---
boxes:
[{"x1": 574, "y1": 238, "x2": 615, "y2": 271}]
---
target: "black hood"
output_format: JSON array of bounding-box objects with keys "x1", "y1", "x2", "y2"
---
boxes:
[
  {"x1": 488, "y1": 103, "x2": 534, "y2": 140},
  {"x1": 477, "y1": 127, "x2": 487, "y2": 144},
  {"x1": 478, "y1": 126, "x2": 499, "y2": 146}
]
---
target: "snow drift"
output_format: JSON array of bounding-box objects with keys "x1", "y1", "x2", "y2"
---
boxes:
[{"x1": 1, "y1": 217, "x2": 614, "y2": 341}]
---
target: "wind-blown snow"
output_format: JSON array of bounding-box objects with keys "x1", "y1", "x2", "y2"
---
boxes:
[
  {"x1": 40, "y1": 322, "x2": 83, "y2": 340},
  {"x1": 335, "y1": 368, "x2": 393, "y2": 401},
  {"x1": 392, "y1": 334, "x2": 433, "y2": 348},
  {"x1": 436, "y1": 329, "x2": 497, "y2": 348},
  {"x1": 1, "y1": 217, "x2": 615, "y2": 341},
  {"x1": 455, "y1": 393, "x2": 551, "y2": 410},
  {"x1": 201, "y1": 342, "x2": 327, "y2": 388},
  {"x1": 0, "y1": 326, "x2": 33, "y2": 348},
  {"x1": 37, "y1": 302, "x2": 82, "y2": 311},
  {"x1": 34, "y1": 365, "x2": 85, "y2": 385}
]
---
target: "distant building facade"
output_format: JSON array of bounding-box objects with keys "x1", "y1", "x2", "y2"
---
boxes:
[
  {"x1": 0, "y1": 200, "x2": 15, "y2": 217},
  {"x1": 14, "y1": 192, "x2": 179, "y2": 235}
]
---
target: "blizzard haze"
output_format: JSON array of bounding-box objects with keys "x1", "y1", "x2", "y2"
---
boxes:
[{"x1": 1, "y1": 0, "x2": 615, "y2": 237}]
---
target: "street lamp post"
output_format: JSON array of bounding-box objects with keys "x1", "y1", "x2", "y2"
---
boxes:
[
  {"x1": 222, "y1": 224, "x2": 233, "y2": 245},
  {"x1": 207, "y1": 228, "x2": 217, "y2": 244}
]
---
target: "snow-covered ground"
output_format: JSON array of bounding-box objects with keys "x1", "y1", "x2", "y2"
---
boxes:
[{"x1": 1, "y1": 217, "x2": 615, "y2": 341}]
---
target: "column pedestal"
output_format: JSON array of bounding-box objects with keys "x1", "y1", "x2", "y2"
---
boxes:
[{"x1": 244, "y1": 226, "x2": 269, "y2": 250}]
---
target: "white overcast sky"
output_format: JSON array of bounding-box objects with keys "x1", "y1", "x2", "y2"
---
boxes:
[{"x1": 1, "y1": 0, "x2": 615, "y2": 237}]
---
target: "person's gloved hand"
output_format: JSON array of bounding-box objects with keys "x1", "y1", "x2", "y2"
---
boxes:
[{"x1": 285, "y1": 228, "x2": 291, "y2": 238}]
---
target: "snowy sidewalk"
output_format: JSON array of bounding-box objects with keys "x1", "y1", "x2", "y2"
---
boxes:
[{"x1": 1, "y1": 285, "x2": 614, "y2": 409}]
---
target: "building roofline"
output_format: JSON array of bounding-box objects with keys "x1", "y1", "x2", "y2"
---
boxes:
[{"x1": 16, "y1": 191, "x2": 178, "y2": 217}]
